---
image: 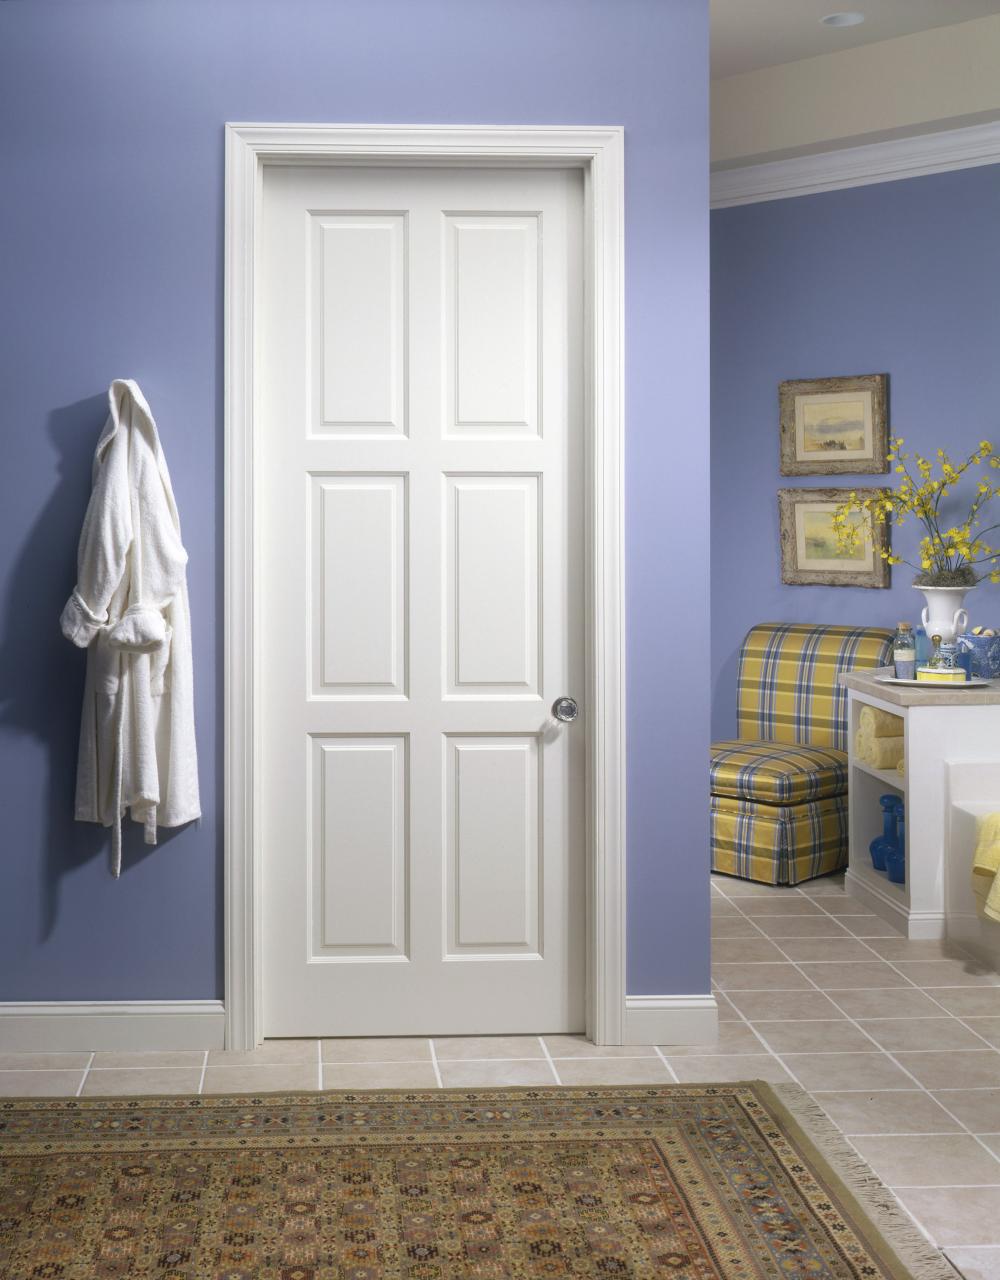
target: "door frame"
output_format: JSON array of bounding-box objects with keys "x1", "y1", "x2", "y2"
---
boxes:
[{"x1": 224, "y1": 123, "x2": 625, "y2": 1050}]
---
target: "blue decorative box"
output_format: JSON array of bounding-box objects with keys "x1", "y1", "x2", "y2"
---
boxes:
[{"x1": 957, "y1": 632, "x2": 1000, "y2": 680}]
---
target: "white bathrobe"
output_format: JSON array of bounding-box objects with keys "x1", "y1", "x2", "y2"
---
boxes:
[{"x1": 60, "y1": 379, "x2": 200, "y2": 875}]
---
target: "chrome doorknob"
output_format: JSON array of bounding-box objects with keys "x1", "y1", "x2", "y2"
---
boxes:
[{"x1": 552, "y1": 696, "x2": 579, "y2": 723}]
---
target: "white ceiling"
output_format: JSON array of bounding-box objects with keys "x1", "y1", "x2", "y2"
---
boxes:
[{"x1": 711, "y1": 0, "x2": 1000, "y2": 79}]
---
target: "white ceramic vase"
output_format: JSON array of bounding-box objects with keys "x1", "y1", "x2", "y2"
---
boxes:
[{"x1": 914, "y1": 583, "x2": 974, "y2": 644}]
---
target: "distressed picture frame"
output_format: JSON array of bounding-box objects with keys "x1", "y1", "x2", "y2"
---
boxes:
[
  {"x1": 779, "y1": 374, "x2": 888, "y2": 476},
  {"x1": 778, "y1": 487, "x2": 890, "y2": 588}
]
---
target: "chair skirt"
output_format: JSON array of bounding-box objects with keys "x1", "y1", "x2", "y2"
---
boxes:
[{"x1": 710, "y1": 792, "x2": 848, "y2": 886}]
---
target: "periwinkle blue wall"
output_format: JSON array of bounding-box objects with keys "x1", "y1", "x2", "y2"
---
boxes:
[
  {"x1": 711, "y1": 165, "x2": 1000, "y2": 742},
  {"x1": 0, "y1": 0, "x2": 709, "y2": 1001}
]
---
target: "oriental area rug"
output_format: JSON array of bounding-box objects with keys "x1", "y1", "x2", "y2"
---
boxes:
[{"x1": 0, "y1": 1083, "x2": 956, "y2": 1279}]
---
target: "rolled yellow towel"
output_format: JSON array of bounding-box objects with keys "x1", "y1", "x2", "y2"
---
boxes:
[
  {"x1": 860, "y1": 705, "x2": 904, "y2": 738},
  {"x1": 972, "y1": 813, "x2": 1000, "y2": 922},
  {"x1": 896, "y1": 756, "x2": 905, "y2": 776},
  {"x1": 854, "y1": 728, "x2": 871, "y2": 762},
  {"x1": 867, "y1": 736, "x2": 904, "y2": 770}
]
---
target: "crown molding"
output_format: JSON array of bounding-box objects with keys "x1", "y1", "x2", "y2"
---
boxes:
[{"x1": 711, "y1": 119, "x2": 1000, "y2": 209}]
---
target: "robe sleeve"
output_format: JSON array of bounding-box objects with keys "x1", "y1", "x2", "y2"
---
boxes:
[
  {"x1": 105, "y1": 445, "x2": 188, "y2": 653},
  {"x1": 60, "y1": 429, "x2": 133, "y2": 649}
]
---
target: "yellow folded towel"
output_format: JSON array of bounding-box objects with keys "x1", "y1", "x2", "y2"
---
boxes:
[
  {"x1": 854, "y1": 725, "x2": 903, "y2": 769},
  {"x1": 896, "y1": 756, "x2": 905, "y2": 776},
  {"x1": 972, "y1": 813, "x2": 1000, "y2": 922},
  {"x1": 860, "y1": 705, "x2": 904, "y2": 738},
  {"x1": 867, "y1": 736, "x2": 904, "y2": 770}
]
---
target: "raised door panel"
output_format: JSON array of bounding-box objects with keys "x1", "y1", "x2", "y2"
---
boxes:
[
  {"x1": 311, "y1": 213, "x2": 406, "y2": 435},
  {"x1": 309, "y1": 475, "x2": 407, "y2": 698},
  {"x1": 310, "y1": 736, "x2": 408, "y2": 959},
  {"x1": 444, "y1": 475, "x2": 540, "y2": 698},
  {"x1": 444, "y1": 214, "x2": 539, "y2": 435},
  {"x1": 445, "y1": 736, "x2": 539, "y2": 955}
]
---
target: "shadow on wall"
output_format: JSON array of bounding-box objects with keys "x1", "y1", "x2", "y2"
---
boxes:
[
  {"x1": 0, "y1": 395, "x2": 178, "y2": 941},
  {"x1": 712, "y1": 646, "x2": 742, "y2": 737}
]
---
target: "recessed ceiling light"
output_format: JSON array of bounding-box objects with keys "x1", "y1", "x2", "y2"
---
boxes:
[{"x1": 821, "y1": 11, "x2": 865, "y2": 26}]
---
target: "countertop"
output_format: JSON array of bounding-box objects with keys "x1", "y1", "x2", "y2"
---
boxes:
[{"x1": 840, "y1": 666, "x2": 1000, "y2": 707}]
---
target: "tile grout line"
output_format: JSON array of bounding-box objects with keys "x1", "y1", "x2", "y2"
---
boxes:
[
  {"x1": 716, "y1": 982, "x2": 1000, "y2": 990},
  {"x1": 890, "y1": 1183, "x2": 1000, "y2": 1189},
  {"x1": 800, "y1": 890, "x2": 1000, "y2": 1173},
  {"x1": 832, "y1": 1131, "x2": 977, "y2": 1138},
  {"x1": 720, "y1": 884, "x2": 947, "y2": 1246},
  {"x1": 956, "y1": 1016, "x2": 1000, "y2": 1046},
  {"x1": 198, "y1": 1050, "x2": 209, "y2": 1095},
  {"x1": 75, "y1": 1052, "x2": 95, "y2": 1098},
  {"x1": 714, "y1": 961, "x2": 1000, "y2": 977},
  {"x1": 721, "y1": 1016, "x2": 979, "y2": 1023},
  {"x1": 537, "y1": 1036, "x2": 562, "y2": 1085},
  {"x1": 709, "y1": 888, "x2": 862, "y2": 1101},
  {"x1": 749, "y1": 885, "x2": 1000, "y2": 1231},
  {"x1": 715, "y1": 1048, "x2": 998, "y2": 1057},
  {"x1": 712, "y1": 888, "x2": 876, "y2": 1096},
  {"x1": 704, "y1": 950, "x2": 821, "y2": 1095},
  {"x1": 721, "y1": 875, "x2": 1000, "y2": 1114},
  {"x1": 706, "y1": 1086, "x2": 937, "y2": 1093},
  {"x1": 0, "y1": 1054, "x2": 672, "y2": 1076},
  {"x1": 428, "y1": 1039, "x2": 443, "y2": 1089},
  {"x1": 653, "y1": 1045, "x2": 680, "y2": 1083}
]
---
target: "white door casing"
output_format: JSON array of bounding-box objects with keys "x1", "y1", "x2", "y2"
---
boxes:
[{"x1": 225, "y1": 125, "x2": 624, "y2": 1049}]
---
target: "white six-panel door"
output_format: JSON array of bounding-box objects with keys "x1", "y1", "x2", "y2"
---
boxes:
[{"x1": 259, "y1": 164, "x2": 584, "y2": 1036}]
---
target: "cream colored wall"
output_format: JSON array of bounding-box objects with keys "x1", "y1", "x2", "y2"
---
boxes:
[{"x1": 712, "y1": 14, "x2": 1000, "y2": 168}]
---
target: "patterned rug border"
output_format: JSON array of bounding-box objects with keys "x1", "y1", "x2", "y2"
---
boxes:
[{"x1": 0, "y1": 1080, "x2": 959, "y2": 1280}]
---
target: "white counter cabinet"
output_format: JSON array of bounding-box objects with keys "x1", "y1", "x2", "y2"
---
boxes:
[{"x1": 840, "y1": 668, "x2": 1000, "y2": 939}]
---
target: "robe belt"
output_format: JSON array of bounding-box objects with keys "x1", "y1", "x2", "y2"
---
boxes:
[{"x1": 61, "y1": 593, "x2": 168, "y2": 875}]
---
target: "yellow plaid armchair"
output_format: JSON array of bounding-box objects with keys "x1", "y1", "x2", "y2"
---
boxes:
[{"x1": 711, "y1": 623, "x2": 893, "y2": 885}]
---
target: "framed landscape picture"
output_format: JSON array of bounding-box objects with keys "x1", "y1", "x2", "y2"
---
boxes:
[
  {"x1": 778, "y1": 487, "x2": 890, "y2": 588},
  {"x1": 779, "y1": 373, "x2": 888, "y2": 476}
]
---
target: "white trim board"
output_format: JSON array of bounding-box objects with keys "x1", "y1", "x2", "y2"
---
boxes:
[
  {"x1": 845, "y1": 869, "x2": 946, "y2": 942},
  {"x1": 224, "y1": 123, "x2": 627, "y2": 1050},
  {"x1": 623, "y1": 995, "x2": 718, "y2": 1047},
  {"x1": 711, "y1": 118, "x2": 1000, "y2": 209},
  {"x1": 0, "y1": 1001, "x2": 226, "y2": 1053},
  {"x1": 0, "y1": 997, "x2": 714, "y2": 1054}
]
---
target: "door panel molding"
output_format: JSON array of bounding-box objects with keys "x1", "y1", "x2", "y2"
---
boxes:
[{"x1": 225, "y1": 123, "x2": 625, "y2": 1049}]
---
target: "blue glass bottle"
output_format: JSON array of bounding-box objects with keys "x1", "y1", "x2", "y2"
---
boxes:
[
  {"x1": 870, "y1": 794, "x2": 899, "y2": 873},
  {"x1": 886, "y1": 804, "x2": 906, "y2": 884}
]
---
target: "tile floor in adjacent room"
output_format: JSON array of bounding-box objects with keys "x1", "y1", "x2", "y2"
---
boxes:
[{"x1": 5, "y1": 872, "x2": 1000, "y2": 1277}]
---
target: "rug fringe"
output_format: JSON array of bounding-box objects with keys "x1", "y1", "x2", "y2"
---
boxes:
[{"x1": 767, "y1": 1082, "x2": 961, "y2": 1280}]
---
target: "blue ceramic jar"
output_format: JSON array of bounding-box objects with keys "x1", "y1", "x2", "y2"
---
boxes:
[
  {"x1": 869, "y1": 794, "x2": 899, "y2": 872},
  {"x1": 886, "y1": 804, "x2": 905, "y2": 884}
]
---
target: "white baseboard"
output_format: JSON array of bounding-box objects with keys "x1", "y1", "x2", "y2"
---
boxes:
[
  {"x1": 0, "y1": 997, "x2": 717, "y2": 1055},
  {"x1": 0, "y1": 1001, "x2": 226, "y2": 1053},
  {"x1": 622, "y1": 994, "x2": 718, "y2": 1047},
  {"x1": 845, "y1": 870, "x2": 945, "y2": 940}
]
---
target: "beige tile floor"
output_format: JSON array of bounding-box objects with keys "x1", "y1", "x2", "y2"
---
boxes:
[
  {"x1": 3, "y1": 872, "x2": 1000, "y2": 1276},
  {"x1": 709, "y1": 872, "x2": 1000, "y2": 1280}
]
